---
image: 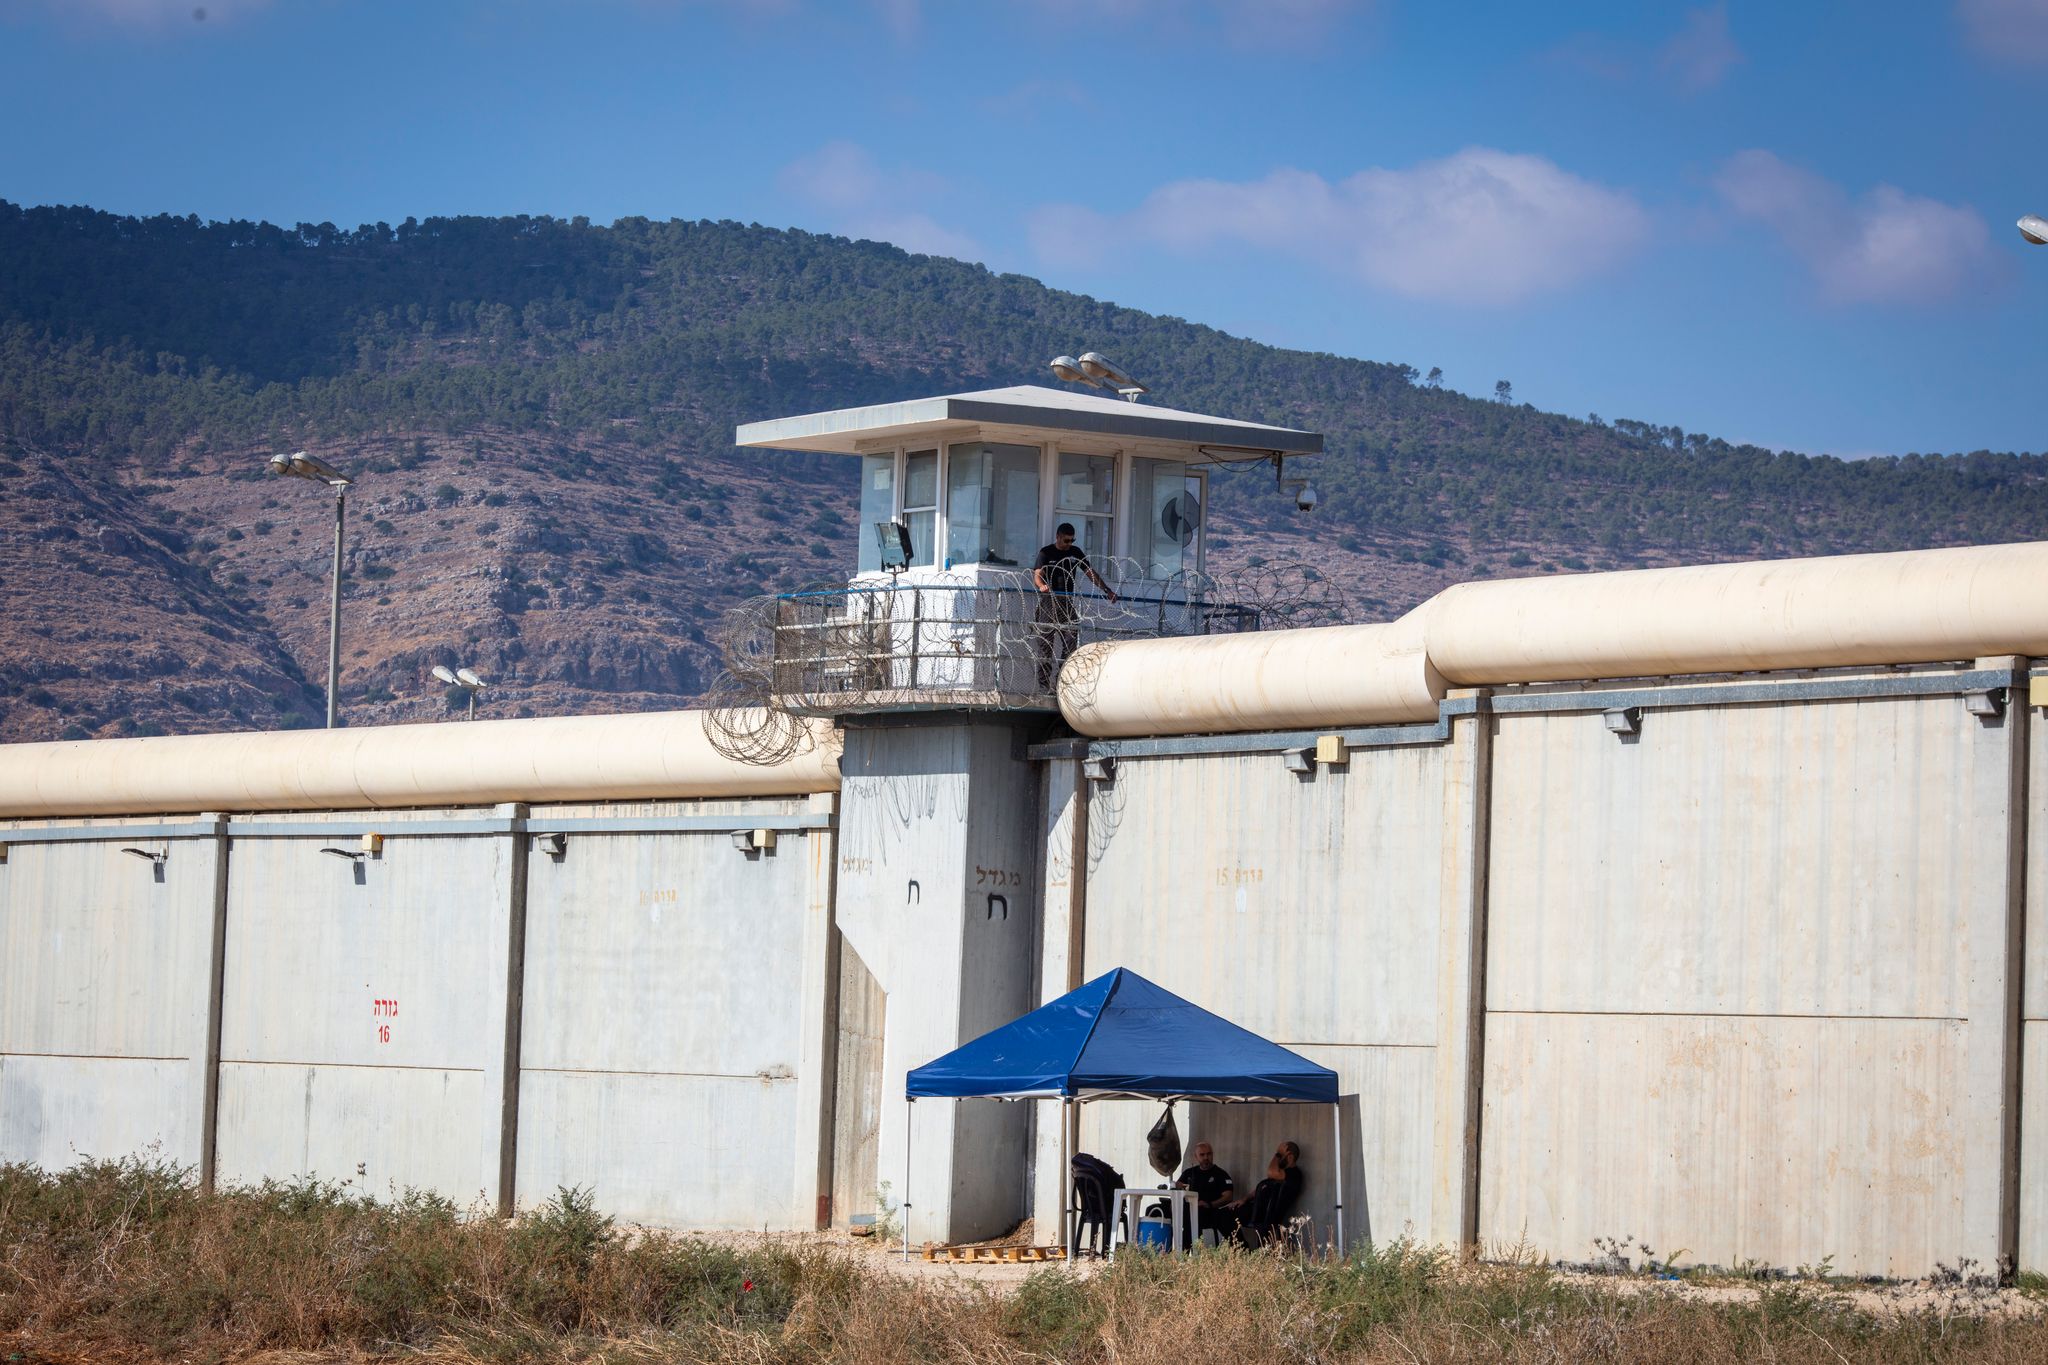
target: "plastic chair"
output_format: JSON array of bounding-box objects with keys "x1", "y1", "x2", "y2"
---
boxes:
[{"x1": 1068, "y1": 1153, "x2": 1125, "y2": 1258}]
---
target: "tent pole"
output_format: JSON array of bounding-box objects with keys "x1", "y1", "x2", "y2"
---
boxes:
[
  {"x1": 1060, "y1": 1096, "x2": 1072, "y2": 1259},
  {"x1": 903, "y1": 1097, "x2": 912, "y2": 1263},
  {"x1": 1332, "y1": 1101, "x2": 1345, "y2": 1255}
]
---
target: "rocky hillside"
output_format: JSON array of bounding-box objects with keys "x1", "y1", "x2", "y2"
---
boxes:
[{"x1": 3, "y1": 202, "x2": 2045, "y2": 742}]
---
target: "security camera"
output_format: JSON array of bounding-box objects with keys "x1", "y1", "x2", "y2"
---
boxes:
[
  {"x1": 2021, "y1": 214, "x2": 2048, "y2": 246},
  {"x1": 1280, "y1": 478, "x2": 1318, "y2": 512}
]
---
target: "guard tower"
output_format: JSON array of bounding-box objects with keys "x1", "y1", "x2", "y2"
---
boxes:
[
  {"x1": 736, "y1": 382, "x2": 1326, "y2": 1244},
  {"x1": 736, "y1": 384, "x2": 1323, "y2": 711}
]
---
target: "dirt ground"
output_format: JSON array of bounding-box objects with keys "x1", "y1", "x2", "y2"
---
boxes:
[
  {"x1": 668, "y1": 1223, "x2": 2046, "y2": 1316},
  {"x1": 1545, "y1": 1267, "x2": 2042, "y2": 1322}
]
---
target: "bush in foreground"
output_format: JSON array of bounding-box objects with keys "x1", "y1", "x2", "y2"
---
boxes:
[{"x1": 3, "y1": 1158, "x2": 2044, "y2": 1363}]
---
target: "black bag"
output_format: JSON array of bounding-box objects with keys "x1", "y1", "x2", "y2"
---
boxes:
[{"x1": 1145, "y1": 1102, "x2": 1181, "y2": 1178}]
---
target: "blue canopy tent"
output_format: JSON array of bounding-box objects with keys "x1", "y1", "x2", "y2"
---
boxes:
[{"x1": 901, "y1": 967, "x2": 1344, "y2": 1256}]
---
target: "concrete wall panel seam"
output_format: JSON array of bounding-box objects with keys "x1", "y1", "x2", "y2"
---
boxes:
[
  {"x1": 1460, "y1": 710, "x2": 1494, "y2": 1248},
  {"x1": 197, "y1": 815, "x2": 229, "y2": 1193},
  {"x1": 490, "y1": 804, "x2": 531, "y2": 1216},
  {"x1": 1991, "y1": 661, "x2": 2029, "y2": 1277}
]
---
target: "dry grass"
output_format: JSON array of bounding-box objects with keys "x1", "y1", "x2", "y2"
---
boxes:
[{"x1": 4, "y1": 1158, "x2": 2044, "y2": 1364}]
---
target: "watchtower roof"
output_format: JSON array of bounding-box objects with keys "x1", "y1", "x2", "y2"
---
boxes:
[{"x1": 735, "y1": 384, "x2": 1323, "y2": 456}]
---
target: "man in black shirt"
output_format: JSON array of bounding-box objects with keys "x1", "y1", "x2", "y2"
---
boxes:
[
  {"x1": 1174, "y1": 1141, "x2": 1233, "y2": 1246},
  {"x1": 1210, "y1": 1140, "x2": 1304, "y2": 1247},
  {"x1": 1031, "y1": 522, "x2": 1117, "y2": 690}
]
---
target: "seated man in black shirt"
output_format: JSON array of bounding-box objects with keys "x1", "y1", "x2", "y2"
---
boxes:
[
  {"x1": 1173, "y1": 1141, "x2": 1232, "y2": 1245},
  {"x1": 1216, "y1": 1140, "x2": 1304, "y2": 1247},
  {"x1": 1031, "y1": 522, "x2": 1118, "y2": 690}
]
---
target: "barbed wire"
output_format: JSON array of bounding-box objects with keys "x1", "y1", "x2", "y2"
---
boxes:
[{"x1": 701, "y1": 558, "x2": 1347, "y2": 763}]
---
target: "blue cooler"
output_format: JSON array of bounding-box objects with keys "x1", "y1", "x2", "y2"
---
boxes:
[{"x1": 1134, "y1": 1216, "x2": 1172, "y2": 1250}]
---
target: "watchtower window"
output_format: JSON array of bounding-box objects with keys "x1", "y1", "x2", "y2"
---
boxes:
[
  {"x1": 857, "y1": 454, "x2": 896, "y2": 574},
  {"x1": 902, "y1": 449, "x2": 939, "y2": 568},
  {"x1": 1056, "y1": 453, "x2": 1116, "y2": 560},
  {"x1": 945, "y1": 441, "x2": 1040, "y2": 569}
]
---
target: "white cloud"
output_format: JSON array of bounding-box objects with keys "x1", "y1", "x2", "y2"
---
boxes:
[
  {"x1": 1657, "y1": 4, "x2": 1743, "y2": 93},
  {"x1": 1028, "y1": 147, "x2": 1649, "y2": 307},
  {"x1": 777, "y1": 141, "x2": 983, "y2": 262},
  {"x1": 1956, "y1": 0, "x2": 2048, "y2": 65},
  {"x1": 1714, "y1": 149, "x2": 2003, "y2": 305}
]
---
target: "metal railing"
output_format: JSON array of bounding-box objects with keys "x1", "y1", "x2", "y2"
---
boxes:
[
  {"x1": 765, "y1": 576, "x2": 1260, "y2": 707},
  {"x1": 701, "y1": 561, "x2": 1346, "y2": 758}
]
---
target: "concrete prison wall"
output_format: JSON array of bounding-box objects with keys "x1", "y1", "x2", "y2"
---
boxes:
[
  {"x1": 514, "y1": 797, "x2": 838, "y2": 1230},
  {"x1": 0, "y1": 817, "x2": 226, "y2": 1179},
  {"x1": 213, "y1": 807, "x2": 523, "y2": 1205},
  {"x1": 0, "y1": 783, "x2": 841, "y2": 1232},
  {"x1": 1477, "y1": 676, "x2": 2023, "y2": 1278},
  {"x1": 1034, "y1": 660, "x2": 2041, "y2": 1278},
  {"x1": 1031, "y1": 721, "x2": 1480, "y2": 1253},
  {"x1": 6, "y1": 556, "x2": 2048, "y2": 1278}
]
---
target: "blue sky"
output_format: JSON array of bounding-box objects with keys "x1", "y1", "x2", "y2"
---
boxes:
[{"x1": 2, "y1": 0, "x2": 2044, "y2": 457}]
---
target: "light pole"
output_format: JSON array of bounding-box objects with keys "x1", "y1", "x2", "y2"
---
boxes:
[
  {"x1": 432, "y1": 665, "x2": 487, "y2": 720},
  {"x1": 267, "y1": 450, "x2": 353, "y2": 729}
]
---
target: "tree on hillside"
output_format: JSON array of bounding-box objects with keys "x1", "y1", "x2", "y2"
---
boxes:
[
  {"x1": 1425, "y1": 366, "x2": 1443, "y2": 389},
  {"x1": 1494, "y1": 379, "x2": 1513, "y2": 404}
]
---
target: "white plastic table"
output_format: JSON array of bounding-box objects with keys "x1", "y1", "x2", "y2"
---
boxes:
[{"x1": 1111, "y1": 1187, "x2": 1199, "y2": 1258}]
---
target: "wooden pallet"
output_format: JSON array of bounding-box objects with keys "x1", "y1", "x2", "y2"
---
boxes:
[{"x1": 921, "y1": 1242, "x2": 1069, "y2": 1263}]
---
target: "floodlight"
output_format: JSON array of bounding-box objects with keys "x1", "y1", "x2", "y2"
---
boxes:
[
  {"x1": 294, "y1": 452, "x2": 351, "y2": 484},
  {"x1": 1050, "y1": 351, "x2": 1146, "y2": 399},
  {"x1": 874, "y1": 519, "x2": 913, "y2": 571},
  {"x1": 270, "y1": 450, "x2": 352, "y2": 485},
  {"x1": 1076, "y1": 352, "x2": 1131, "y2": 386},
  {"x1": 1080, "y1": 353, "x2": 1148, "y2": 397},
  {"x1": 1602, "y1": 707, "x2": 1643, "y2": 735},
  {"x1": 1964, "y1": 688, "x2": 2007, "y2": 718},
  {"x1": 2021, "y1": 215, "x2": 2048, "y2": 246},
  {"x1": 435, "y1": 661, "x2": 487, "y2": 718}
]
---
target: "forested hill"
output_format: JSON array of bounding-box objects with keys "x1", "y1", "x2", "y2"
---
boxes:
[{"x1": 2, "y1": 199, "x2": 2044, "y2": 741}]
